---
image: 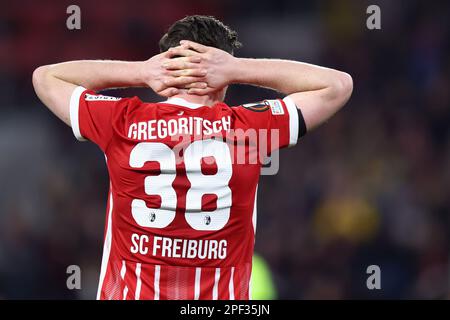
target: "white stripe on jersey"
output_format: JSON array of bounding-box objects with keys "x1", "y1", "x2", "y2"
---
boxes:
[
  {"x1": 252, "y1": 185, "x2": 258, "y2": 235},
  {"x1": 194, "y1": 267, "x2": 201, "y2": 300},
  {"x1": 120, "y1": 260, "x2": 127, "y2": 300},
  {"x1": 229, "y1": 267, "x2": 235, "y2": 300},
  {"x1": 135, "y1": 263, "x2": 142, "y2": 300},
  {"x1": 96, "y1": 188, "x2": 113, "y2": 300},
  {"x1": 154, "y1": 265, "x2": 161, "y2": 300},
  {"x1": 212, "y1": 268, "x2": 221, "y2": 300}
]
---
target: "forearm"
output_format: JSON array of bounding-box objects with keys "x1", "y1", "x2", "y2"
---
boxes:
[
  {"x1": 231, "y1": 58, "x2": 345, "y2": 95},
  {"x1": 230, "y1": 57, "x2": 352, "y2": 131},
  {"x1": 36, "y1": 60, "x2": 146, "y2": 91},
  {"x1": 166, "y1": 40, "x2": 353, "y2": 131},
  {"x1": 32, "y1": 60, "x2": 147, "y2": 126}
]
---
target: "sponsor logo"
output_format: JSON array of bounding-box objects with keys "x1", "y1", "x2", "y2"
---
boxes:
[{"x1": 85, "y1": 94, "x2": 121, "y2": 101}]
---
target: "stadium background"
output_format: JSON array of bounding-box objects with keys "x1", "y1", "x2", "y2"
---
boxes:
[{"x1": 0, "y1": 0, "x2": 449, "y2": 299}]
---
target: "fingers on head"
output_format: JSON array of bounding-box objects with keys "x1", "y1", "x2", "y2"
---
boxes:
[
  {"x1": 163, "y1": 59, "x2": 187, "y2": 70},
  {"x1": 163, "y1": 58, "x2": 203, "y2": 70},
  {"x1": 170, "y1": 68, "x2": 207, "y2": 77},
  {"x1": 185, "y1": 82, "x2": 208, "y2": 89},
  {"x1": 187, "y1": 87, "x2": 214, "y2": 95},
  {"x1": 179, "y1": 40, "x2": 208, "y2": 53},
  {"x1": 158, "y1": 87, "x2": 179, "y2": 97},
  {"x1": 164, "y1": 76, "x2": 205, "y2": 87},
  {"x1": 166, "y1": 47, "x2": 200, "y2": 59}
]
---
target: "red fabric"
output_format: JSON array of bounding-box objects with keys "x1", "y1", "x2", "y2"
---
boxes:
[{"x1": 74, "y1": 90, "x2": 294, "y2": 299}]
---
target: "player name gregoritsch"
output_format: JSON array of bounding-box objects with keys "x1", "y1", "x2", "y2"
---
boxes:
[{"x1": 128, "y1": 116, "x2": 231, "y2": 140}]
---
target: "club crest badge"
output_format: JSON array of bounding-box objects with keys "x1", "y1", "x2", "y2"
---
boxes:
[{"x1": 242, "y1": 101, "x2": 270, "y2": 112}]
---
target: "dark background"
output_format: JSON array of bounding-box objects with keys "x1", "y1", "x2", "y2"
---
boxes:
[{"x1": 0, "y1": 0, "x2": 449, "y2": 299}]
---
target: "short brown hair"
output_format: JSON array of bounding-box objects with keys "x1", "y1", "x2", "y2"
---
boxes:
[{"x1": 159, "y1": 15, "x2": 242, "y2": 54}]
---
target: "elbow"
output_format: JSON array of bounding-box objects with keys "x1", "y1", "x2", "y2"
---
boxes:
[
  {"x1": 32, "y1": 65, "x2": 49, "y2": 90},
  {"x1": 332, "y1": 71, "x2": 353, "y2": 105},
  {"x1": 32, "y1": 65, "x2": 55, "y2": 108},
  {"x1": 32, "y1": 65, "x2": 55, "y2": 94}
]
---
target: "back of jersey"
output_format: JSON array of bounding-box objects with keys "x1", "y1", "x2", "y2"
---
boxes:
[{"x1": 69, "y1": 87, "x2": 301, "y2": 300}]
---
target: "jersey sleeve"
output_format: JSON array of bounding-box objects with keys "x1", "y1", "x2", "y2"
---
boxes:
[
  {"x1": 69, "y1": 86, "x2": 127, "y2": 151},
  {"x1": 233, "y1": 96, "x2": 307, "y2": 152}
]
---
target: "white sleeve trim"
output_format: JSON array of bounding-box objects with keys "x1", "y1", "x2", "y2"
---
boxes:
[
  {"x1": 69, "y1": 86, "x2": 87, "y2": 141},
  {"x1": 283, "y1": 96, "x2": 299, "y2": 147}
]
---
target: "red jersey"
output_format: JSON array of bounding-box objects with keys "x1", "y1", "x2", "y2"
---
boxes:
[{"x1": 69, "y1": 86, "x2": 303, "y2": 300}]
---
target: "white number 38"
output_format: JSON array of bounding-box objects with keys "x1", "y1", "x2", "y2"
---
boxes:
[{"x1": 129, "y1": 140, "x2": 232, "y2": 231}]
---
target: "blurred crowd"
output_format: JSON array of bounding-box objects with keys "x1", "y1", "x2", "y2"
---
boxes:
[{"x1": 0, "y1": 0, "x2": 449, "y2": 299}]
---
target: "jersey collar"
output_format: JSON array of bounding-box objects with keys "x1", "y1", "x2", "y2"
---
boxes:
[{"x1": 164, "y1": 97, "x2": 204, "y2": 109}]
